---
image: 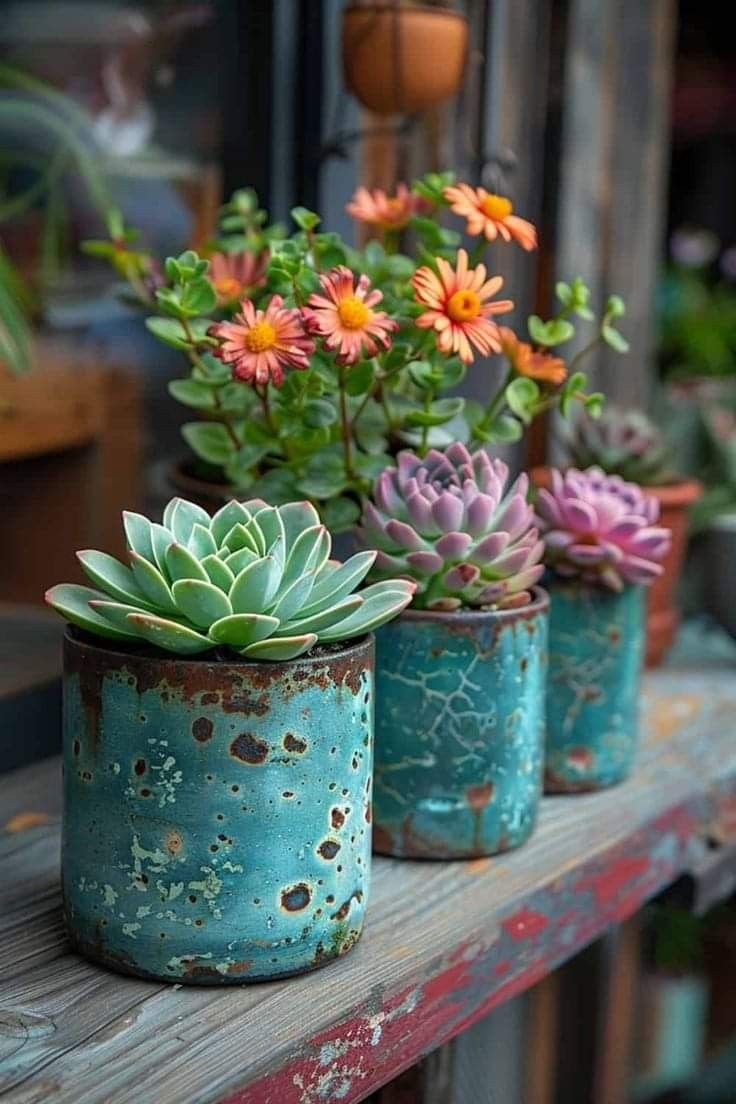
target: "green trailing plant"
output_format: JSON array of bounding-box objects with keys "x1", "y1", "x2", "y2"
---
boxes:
[
  {"x1": 564, "y1": 405, "x2": 675, "y2": 486},
  {"x1": 83, "y1": 174, "x2": 627, "y2": 530},
  {"x1": 0, "y1": 63, "x2": 119, "y2": 375},
  {"x1": 358, "y1": 443, "x2": 544, "y2": 610},
  {"x1": 45, "y1": 497, "x2": 415, "y2": 659}
]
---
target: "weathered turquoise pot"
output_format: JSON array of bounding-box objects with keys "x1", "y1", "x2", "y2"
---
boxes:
[
  {"x1": 62, "y1": 630, "x2": 374, "y2": 983},
  {"x1": 545, "y1": 579, "x2": 645, "y2": 792},
  {"x1": 372, "y1": 588, "x2": 549, "y2": 859}
]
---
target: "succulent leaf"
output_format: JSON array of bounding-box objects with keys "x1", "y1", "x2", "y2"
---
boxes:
[
  {"x1": 45, "y1": 584, "x2": 140, "y2": 641},
  {"x1": 360, "y1": 444, "x2": 543, "y2": 610},
  {"x1": 565, "y1": 406, "x2": 674, "y2": 486},
  {"x1": 47, "y1": 496, "x2": 414, "y2": 657}
]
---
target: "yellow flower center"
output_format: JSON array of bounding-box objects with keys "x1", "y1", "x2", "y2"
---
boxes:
[
  {"x1": 243, "y1": 320, "x2": 277, "y2": 353},
  {"x1": 447, "y1": 289, "x2": 481, "y2": 322},
  {"x1": 214, "y1": 276, "x2": 242, "y2": 300},
  {"x1": 338, "y1": 296, "x2": 371, "y2": 330},
  {"x1": 481, "y1": 193, "x2": 513, "y2": 220}
]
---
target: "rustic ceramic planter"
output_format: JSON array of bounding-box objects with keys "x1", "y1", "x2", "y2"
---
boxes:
[
  {"x1": 372, "y1": 588, "x2": 548, "y2": 859},
  {"x1": 342, "y1": 4, "x2": 468, "y2": 116},
  {"x1": 167, "y1": 458, "x2": 232, "y2": 513},
  {"x1": 62, "y1": 630, "x2": 374, "y2": 983},
  {"x1": 645, "y1": 479, "x2": 701, "y2": 666},
  {"x1": 545, "y1": 580, "x2": 645, "y2": 792}
]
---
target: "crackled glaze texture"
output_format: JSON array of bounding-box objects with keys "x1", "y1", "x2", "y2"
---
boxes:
[
  {"x1": 372, "y1": 590, "x2": 548, "y2": 859},
  {"x1": 62, "y1": 631, "x2": 374, "y2": 983},
  {"x1": 545, "y1": 580, "x2": 644, "y2": 792}
]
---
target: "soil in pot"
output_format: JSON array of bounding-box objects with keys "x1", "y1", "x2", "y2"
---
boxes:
[
  {"x1": 372, "y1": 588, "x2": 549, "y2": 860},
  {"x1": 62, "y1": 629, "x2": 374, "y2": 983}
]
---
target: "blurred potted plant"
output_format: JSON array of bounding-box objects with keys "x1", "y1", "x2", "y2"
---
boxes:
[
  {"x1": 690, "y1": 403, "x2": 736, "y2": 639},
  {"x1": 536, "y1": 467, "x2": 670, "y2": 791},
  {"x1": 342, "y1": 1, "x2": 469, "y2": 116},
  {"x1": 563, "y1": 406, "x2": 701, "y2": 666},
  {"x1": 46, "y1": 495, "x2": 413, "y2": 982},
  {"x1": 88, "y1": 173, "x2": 614, "y2": 534}
]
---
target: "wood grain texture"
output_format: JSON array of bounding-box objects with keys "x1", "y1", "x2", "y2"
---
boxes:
[{"x1": 1, "y1": 658, "x2": 735, "y2": 1104}]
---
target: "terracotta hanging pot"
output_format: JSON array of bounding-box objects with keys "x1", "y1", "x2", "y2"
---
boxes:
[{"x1": 342, "y1": 3, "x2": 469, "y2": 116}]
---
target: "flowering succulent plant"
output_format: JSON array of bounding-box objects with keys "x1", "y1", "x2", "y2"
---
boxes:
[
  {"x1": 565, "y1": 405, "x2": 674, "y2": 486},
  {"x1": 45, "y1": 497, "x2": 415, "y2": 658},
  {"x1": 535, "y1": 467, "x2": 671, "y2": 590},
  {"x1": 359, "y1": 443, "x2": 544, "y2": 611},
  {"x1": 84, "y1": 174, "x2": 627, "y2": 530}
]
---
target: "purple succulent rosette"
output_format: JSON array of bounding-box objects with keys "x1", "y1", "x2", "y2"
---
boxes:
[
  {"x1": 359, "y1": 442, "x2": 544, "y2": 611},
  {"x1": 535, "y1": 466, "x2": 671, "y2": 590}
]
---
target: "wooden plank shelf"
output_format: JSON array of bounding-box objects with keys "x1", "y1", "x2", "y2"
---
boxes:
[{"x1": 1, "y1": 651, "x2": 735, "y2": 1104}]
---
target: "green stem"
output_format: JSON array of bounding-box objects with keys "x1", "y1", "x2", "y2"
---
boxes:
[
  {"x1": 338, "y1": 364, "x2": 355, "y2": 479},
  {"x1": 180, "y1": 318, "x2": 241, "y2": 450},
  {"x1": 567, "y1": 335, "x2": 601, "y2": 375},
  {"x1": 473, "y1": 365, "x2": 513, "y2": 441},
  {"x1": 256, "y1": 383, "x2": 278, "y2": 436}
]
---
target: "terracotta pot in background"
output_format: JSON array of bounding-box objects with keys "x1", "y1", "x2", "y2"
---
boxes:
[
  {"x1": 645, "y1": 480, "x2": 702, "y2": 666},
  {"x1": 342, "y1": 3, "x2": 468, "y2": 116},
  {"x1": 530, "y1": 468, "x2": 701, "y2": 668}
]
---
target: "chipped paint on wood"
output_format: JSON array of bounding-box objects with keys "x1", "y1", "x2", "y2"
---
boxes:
[{"x1": 61, "y1": 631, "x2": 375, "y2": 983}]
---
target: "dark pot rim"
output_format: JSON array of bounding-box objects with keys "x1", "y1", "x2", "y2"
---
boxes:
[
  {"x1": 63, "y1": 625, "x2": 374, "y2": 674},
  {"x1": 397, "y1": 584, "x2": 549, "y2": 626}
]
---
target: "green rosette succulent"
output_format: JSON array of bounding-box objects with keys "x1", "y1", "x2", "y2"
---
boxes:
[
  {"x1": 46, "y1": 497, "x2": 415, "y2": 659},
  {"x1": 565, "y1": 406, "x2": 674, "y2": 486},
  {"x1": 359, "y1": 443, "x2": 544, "y2": 611}
]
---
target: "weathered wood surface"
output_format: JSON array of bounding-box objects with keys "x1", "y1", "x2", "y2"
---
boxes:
[{"x1": 1, "y1": 655, "x2": 736, "y2": 1104}]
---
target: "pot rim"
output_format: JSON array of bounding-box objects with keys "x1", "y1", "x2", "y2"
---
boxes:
[
  {"x1": 397, "y1": 584, "x2": 549, "y2": 626},
  {"x1": 343, "y1": 3, "x2": 467, "y2": 21},
  {"x1": 63, "y1": 625, "x2": 374, "y2": 672}
]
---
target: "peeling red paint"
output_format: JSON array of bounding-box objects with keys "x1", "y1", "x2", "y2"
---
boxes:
[
  {"x1": 574, "y1": 855, "x2": 650, "y2": 908},
  {"x1": 502, "y1": 907, "x2": 549, "y2": 941}
]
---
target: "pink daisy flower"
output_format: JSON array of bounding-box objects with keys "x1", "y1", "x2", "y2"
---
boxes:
[
  {"x1": 208, "y1": 250, "x2": 268, "y2": 307},
  {"x1": 208, "y1": 295, "x2": 314, "y2": 387},
  {"x1": 411, "y1": 248, "x2": 513, "y2": 364},
  {"x1": 304, "y1": 267, "x2": 398, "y2": 365}
]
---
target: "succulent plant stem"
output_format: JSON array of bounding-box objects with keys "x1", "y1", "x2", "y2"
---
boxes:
[
  {"x1": 338, "y1": 364, "x2": 355, "y2": 479},
  {"x1": 472, "y1": 367, "x2": 513, "y2": 446},
  {"x1": 181, "y1": 318, "x2": 241, "y2": 450}
]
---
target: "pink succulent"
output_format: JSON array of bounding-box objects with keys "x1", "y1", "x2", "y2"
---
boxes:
[{"x1": 535, "y1": 467, "x2": 671, "y2": 590}]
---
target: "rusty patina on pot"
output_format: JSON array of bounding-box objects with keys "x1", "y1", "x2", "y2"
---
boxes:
[
  {"x1": 372, "y1": 588, "x2": 549, "y2": 860},
  {"x1": 545, "y1": 580, "x2": 644, "y2": 792},
  {"x1": 62, "y1": 630, "x2": 374, "y2": 983}
]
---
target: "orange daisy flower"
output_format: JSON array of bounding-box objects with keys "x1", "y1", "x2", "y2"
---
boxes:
[
  {"x1": 208, "y1": 295, "x2": 314, "y2": 387},
  {"x1": 411, "y1": 248, "x2": 513, "y2": 364},
  {"x1": 443, "y1": 184, "x2": 537, "y2": 251},
  {"x1": 304, "y1": 267, "x2": 398, "y2": 365},
  {"x1": 208, "y1": 250, "x2": 268, "y2": 307},
  {"x1": 499, "y1": 327, "x2": 567, "y2": 386},
  {"x1": 346, "y1": 184, "x2": 429, "y2": 231}
]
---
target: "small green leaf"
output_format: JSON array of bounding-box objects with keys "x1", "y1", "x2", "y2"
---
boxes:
[
  {"x1": 166, "y1": 498, "x2": 212, "y2": 544},
  {"x1": 279, "y1": 501, "x2": 322, "y2": 551},
  {"x1": 77, "y1": 550, "x2": 153, "y2": 608},
  {"x1": 281, "y1": 595, "x2": 363, "y2": 636},
  {"x1": 171, "y1": 579, "x2": 232, "y2": 627},
  {"x1": 505, "y1": 377, "x2": 540, "y2": 424},
  {"x1": 555, "y1": 281, "x2": 572, "y2": 306},
  {"x1": 182, "y1": 421, "x2": 238, "y2": 465},
  {"x1": 320, "y1": 496, "x2": 361, "y2": 533},
  {"x1": 605, "y1": 294, "x2": 626, "y2": 319},
  {"x1": 126, "y1": 612, "x2": 214, "y2": 654},
  {"x1": 168, "y1": 379, "x2": 216, "y2": 410},
  {"x1": 344, "y1": 360, "x2": 374, "y2": 397},
  {"x1": 122, "y1": 512, "x2": 154, "y2": 561},
  {"x1": 201, "y1": 554, "x2": 235, "y2": 591},
  {"x1": 45, "y1": 584, "x2": 140, "y2": 641},
  {"x1": 316, "y1": 581, "x2": 414, "y2": 642},
  {"x1": 303, "y1": 398, "x2": 338, "y2": 429},
  {"x1": 407, "y1": 360, "x2": 436, "y2": 390},
  {"x1": 528, "y1": 315, "x2": 575, "y2": 347},
  {"x1": 181, "y1": 277, "x2": 217, "y2": 317},
  {"x1": 300, "y1": 550, "x2": 376, "y2": 613},
  {"x1": 188, "y1": 523, "x2": 218, "y2": 560},
  {"x1": 230, "y1": 556, "x2": 281, "y2": 614},
  {"x1": 269, "y1": 572, "x2": 317, "y2": 622},
  {"x1": 477, "y1": 413, "x2": 523, "y2": 444},
  {"x1": 601, "y1": 324, "x2": 630, "y2": 354},
  {"x1": 291, "y1": 206, "x2": 321, "y2": 231},
  {"x1": 129, "y1": 552, "x2": 179, "y2": 615},
  {"x1": 584, "y1": 392, "x2": 605, "y2": 417},
  {"x1": 166, "y1": 543, "x2": 209, "y2": 584},
  {"x1": 145, "y1": 317, "x2": 190, "y2": 350},
  {"x1": 241, "y1": 633, "x2": 317, "y2": 660},
  {"x1": 406, "y1": 397, "x2": 465, "y2": 428},
  {"x1": 208, "y1": 613, "x2": 280, "y2": 647},
  {"x1": 210, "y1": 499, "x2": 252, "y2": 545}
]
